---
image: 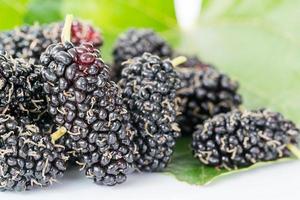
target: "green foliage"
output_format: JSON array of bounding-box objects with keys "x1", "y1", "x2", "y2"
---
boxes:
[
  {"x1": 0, "y1": 0, "x2": 29, "y2": 29},
  {"x1": 0, "y1": 0, "x2": 299, "y2": 186},
  {"x1": 24, "y1": 0, "x2": 63, "y2": 23},
  {"x1": 165, "y1": 138, "x2": 228, "y2": 185}
]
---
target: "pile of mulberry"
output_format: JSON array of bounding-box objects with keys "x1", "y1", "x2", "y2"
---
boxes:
[
  {"x1": 118, "y1": 53, "x2": 181, "y2": 171},
  {"x1": 112, "y1": 29, "x2": 173, "y2": 81},
  {"x1": 0, "y1": 114, "x2": 68, "y2": 191},
  {"x1": 0, "y1": 20, "x2": 102, "y2": 64},
  {"x1": 41, "y1": 42, "x2": 137, "y2": 186},
  {"x1": 176, "y1": 56, "x2": 242, "y2": 135},
  {"x1": 192, "y1": 109, "x2": 300, "y2": 169},
  {"x1": 0, "y1": 53, "x2": 46, "y2": 119}
]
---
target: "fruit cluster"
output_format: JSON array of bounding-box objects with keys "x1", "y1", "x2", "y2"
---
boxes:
[
  {"x1": 192, "y1": 109, "x2": 299, "y2": 169},
  {"x1": 0, "y1": 16, "x2": 299, "y2": 192}
]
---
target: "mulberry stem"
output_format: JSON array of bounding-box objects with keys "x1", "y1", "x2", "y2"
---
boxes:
[
  {"x1": 51, "y1": 127, "x2": 67, "y2": 143},
  {"x1": 171, "y1": 56, "x2": 187, "y2": 67},
  {"x1": 287, "y1": 144, "x2": 300, "y2": 159},
  {"x1": 61, "y1": 14, "x2": 73, "y2": 43},
  {"x1": 238, "y1": 106, "x2": 247, "y2": 112}
]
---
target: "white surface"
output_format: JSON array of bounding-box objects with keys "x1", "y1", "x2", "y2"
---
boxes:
[{"x1": 1, "y1": 160, "x2": 299, "y2": 200}]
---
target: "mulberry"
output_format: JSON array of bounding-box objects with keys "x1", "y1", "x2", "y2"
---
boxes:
[
  {"x1": 176, "y1": 56, "x2": 242, "y2": 135},
  {"x1": 0, "y1": 53, "x2": 46, "y2": 119},
  {"x1": 112, "y1": 29, "x2": 173, "y2": 81},
  {"x1": 118, "y1": 53, "x2": 181, "y2": 171},
  {"x1": 0, "y1": 114, "x2": 68, "y2": 191},
  {"x1": 41, "y1": 42, "x2": 136, "y2": 186},
  {"x1": 0, "y1": 20, "x2": 102, "y2": 64},
  {"x1": 192, "y1": 109, "x2": 300, "y2": 169}
]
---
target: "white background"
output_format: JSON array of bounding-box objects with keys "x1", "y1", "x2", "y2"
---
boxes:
[
  {"x1": 1, "y1": 160, "x2": 300, "y2": 200},
  {"x1": 1, "y1": 0, "x2": 300, "y2": 199}
]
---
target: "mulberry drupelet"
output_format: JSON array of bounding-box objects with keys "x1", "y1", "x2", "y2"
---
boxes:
[
  {"x1": 192, "y1": 109, "x2": 300, "y2": 169},
  {"x1": 0, "y1": 114, "x2": 68, "y2": 191},
  {"x1": 176, "y1": 56, "x2": 242, "y2": 135},
  {"x1": 118, "y1": 53, "x2": 181, "y2": 171},
  {"x1": 40, "y1": 42, "x2": 137, "y2": 186}
]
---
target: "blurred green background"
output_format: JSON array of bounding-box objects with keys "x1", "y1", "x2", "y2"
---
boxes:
[
  {"x1": 0, "y1": 0, "x2": 178, "y2": 60},
  {"x1": 1, "y1": 0, "x2": 300, "y2": 185}
]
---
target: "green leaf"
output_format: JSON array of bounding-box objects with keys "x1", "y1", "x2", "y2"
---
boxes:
[
  {"x1": 165, "y1": 138, "x2": 228, "y2": 185},
  {"x1": 166, "y1": 0, "x2": 300, "y2": 185},
  {"x1": 166, "y1": 137, "x2": 295, "y2": 185}
]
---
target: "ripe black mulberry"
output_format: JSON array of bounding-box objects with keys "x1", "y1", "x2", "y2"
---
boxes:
[
  {"x1": 118, "y1": 53, "x2": 181, "y2": 171},
  {"x1": 192, "y1": 109, "x2": 300, "y2": 169},
  {"x1": 41, "y1": 42, "x2": 137, "y2": 186}
]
